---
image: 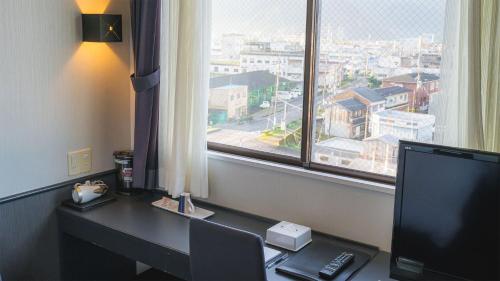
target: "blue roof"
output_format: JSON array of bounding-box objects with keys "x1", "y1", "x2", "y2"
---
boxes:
[
  {"x1": 351, "y1": 87, "x2": 385, "y2": 103},
  {"x1": 374, "y1": 86, "x2": 411, "y2": 98},
  {"x1": 336, "y1": 98, "x2": 366, "y2": 112}
]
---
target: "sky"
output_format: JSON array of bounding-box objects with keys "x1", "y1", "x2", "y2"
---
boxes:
[{"x1": 212, "y1": 0, "x2": 447, "y2": 41}]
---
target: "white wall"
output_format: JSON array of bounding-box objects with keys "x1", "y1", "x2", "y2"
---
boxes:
[
  {"x1": 206, "y1": 155, "x2": 395, "y2": 251},
  {"x1": 0, "y1": 0, "x2": 131, "y2": 198}
]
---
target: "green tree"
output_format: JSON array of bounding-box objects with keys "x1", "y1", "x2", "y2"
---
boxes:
[{"x1": 367, "y1": 75, "x2": 381, "y2": 88}]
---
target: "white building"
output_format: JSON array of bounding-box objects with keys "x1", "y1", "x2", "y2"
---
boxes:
[
  {"x1": 210, "y1": 60, "x2": 241, "y2": 76},
  {"x1": 240, "y1": 50, "x2": 304, "y2": 82},
  {"x1": 313, "y1": 137, "x2": 364, "y2": 167},
  {"x1": 371, "y1": 110, "x2": 435, "y2": 142}
]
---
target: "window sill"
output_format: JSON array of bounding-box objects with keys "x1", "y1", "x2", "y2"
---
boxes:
[{"x1": 207, "y1": 150, "x2": 395, "y2": 195}]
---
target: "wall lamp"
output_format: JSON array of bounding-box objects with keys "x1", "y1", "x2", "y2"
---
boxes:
[{"x1": 82, "y1": 14, "x2": 122, "y2": 42}]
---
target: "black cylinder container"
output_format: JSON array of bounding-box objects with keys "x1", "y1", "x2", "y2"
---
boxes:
[{"x1": 113, "y1": 150, "x2": 134, "y2": 194}]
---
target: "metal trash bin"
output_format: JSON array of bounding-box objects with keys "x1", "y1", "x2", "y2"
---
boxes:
[{"x1": 113, "y1": 150, "x2": 134, "y2": 194}]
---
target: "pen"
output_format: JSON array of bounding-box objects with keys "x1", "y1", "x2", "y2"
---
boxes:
[{"x1": 266, "y1": 253, "x2": 289, "y2": 269}]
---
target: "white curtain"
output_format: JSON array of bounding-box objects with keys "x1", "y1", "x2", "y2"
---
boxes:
[
  {"x1": 158, "y1": 0, "x2": 211, "y2": 198},
  {"x1": 434, "y1": 0, "x2": 484, "y2": 150},
  {"x1": 434, "y1": 0, "x2": 500, "y2": 152}
]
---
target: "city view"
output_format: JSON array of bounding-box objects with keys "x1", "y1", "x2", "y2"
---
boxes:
[{"x1": 207, "y1": 0, "x2": 447, "y2": 177}]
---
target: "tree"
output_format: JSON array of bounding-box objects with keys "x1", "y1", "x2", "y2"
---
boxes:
[{"x1": 367, "y1": 75, "x2": 381, "y2": 88}]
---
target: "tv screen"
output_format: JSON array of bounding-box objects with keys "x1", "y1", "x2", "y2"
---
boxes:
[{"x1": 391, "y1": 141, "x2": 500, "y2": 281}]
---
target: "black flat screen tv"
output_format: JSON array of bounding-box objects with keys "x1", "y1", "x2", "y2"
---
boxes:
[{"x1": 391, "y1": 141, "x2": 500, "y2": 281}]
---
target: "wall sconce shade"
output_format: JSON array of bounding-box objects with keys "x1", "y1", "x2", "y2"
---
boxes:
[{"x1": 82, "y1": 14, "x2": 122, "y2": 42}]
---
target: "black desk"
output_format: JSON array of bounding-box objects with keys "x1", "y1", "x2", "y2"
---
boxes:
[{"x1": 57, "y1": 193, "x2": 394, "y2": 281}]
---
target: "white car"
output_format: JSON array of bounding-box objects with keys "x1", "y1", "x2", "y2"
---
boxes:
[
  {"x1": 277, "y1": 91, "x2": 292, "y2": 100},
  {"x1": 260, "y1": 101, "x2": 271, "y2": 109},
  {"x1": 291, "y1": 89, "x2": 302, "y2": 97}
]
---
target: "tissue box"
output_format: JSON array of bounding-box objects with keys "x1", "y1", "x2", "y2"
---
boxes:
[{"x1": 265, "y1": 221, "x2": 312, "y2": 251}]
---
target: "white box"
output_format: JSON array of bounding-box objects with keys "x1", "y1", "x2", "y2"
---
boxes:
[{"x1": 265, "y1": 221, "x2": 312, "y2": 252}]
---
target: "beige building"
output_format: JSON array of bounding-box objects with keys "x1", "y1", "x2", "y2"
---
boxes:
[{"x1": 208, "y1": 85, "x2": 248, "y2": 120}]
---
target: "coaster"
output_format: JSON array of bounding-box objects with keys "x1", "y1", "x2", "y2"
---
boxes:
[{"x1": 151, "y1": 197, "x2": 214, "y2": 219}]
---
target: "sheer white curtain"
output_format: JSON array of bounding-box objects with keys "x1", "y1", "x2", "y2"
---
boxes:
[
  {"x1": 434, "y1": 0, "x2": 500, "y2": 152},
  {"x1": 434, "y1": 0, "x2": 484, "y2": 150},
  {"x1": 158, "y1": 0, "x2": 211, "y2": 198}
]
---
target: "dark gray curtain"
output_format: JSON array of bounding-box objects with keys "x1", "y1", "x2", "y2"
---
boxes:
[{"x1": 130, "y1": 0, "x2": 161, "y2": 189}]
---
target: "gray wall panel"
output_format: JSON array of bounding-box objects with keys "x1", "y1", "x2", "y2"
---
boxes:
[{"x1": 0, "y1": 172, "x2": 116, "y2": 281}]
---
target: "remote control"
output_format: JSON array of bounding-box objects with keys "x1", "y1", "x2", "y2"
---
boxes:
[{"x1": 318, "y1": 252, "x2": 355, "y2": 280}]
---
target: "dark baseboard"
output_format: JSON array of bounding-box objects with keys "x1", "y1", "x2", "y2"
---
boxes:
[{"x1": 0, "y1": 169, "x2": 117, "y2": 204}]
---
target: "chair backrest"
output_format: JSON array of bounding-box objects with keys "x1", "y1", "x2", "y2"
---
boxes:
[{"x1": 189, "y1": 219, "x2": 267, "y2": 281}]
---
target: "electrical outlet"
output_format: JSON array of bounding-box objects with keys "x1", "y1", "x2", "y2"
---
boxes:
[{"x1": 68, "y1": 148, "x2": 92, "y2": 176}]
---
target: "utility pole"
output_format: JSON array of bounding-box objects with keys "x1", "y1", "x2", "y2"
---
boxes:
[
  {"x1": 282, "y1": 101, "x2": 287, "y2": 133},
  {"x1": 273, "y1": 62, "x2": 280, "y2": 129}
]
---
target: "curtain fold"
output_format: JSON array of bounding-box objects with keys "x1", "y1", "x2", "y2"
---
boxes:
[
  {"x1": 481, "y1": 0, "x2": 500, "y2": 152},
  {"x1": 130, "y1": 0, "x2": 161, "y2": 189},
  {"x1": 158, "y1": 0, "x2": 211, "y2": 198}
]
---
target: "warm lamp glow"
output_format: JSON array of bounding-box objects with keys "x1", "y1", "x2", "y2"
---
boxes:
[
  {"x1": 73, "y1": 42, "x2": 120, "y2": 67},
  {"x1": 76, "y1": 0, "x2": 110, "y2": 13}
]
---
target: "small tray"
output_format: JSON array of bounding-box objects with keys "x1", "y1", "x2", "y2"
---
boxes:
[
  {"x1": 62, "y1": 194, "x2": 116, "y2": 212},
  {"x1": 151, "y1": 197, "x2": 214, "y2": 219}
]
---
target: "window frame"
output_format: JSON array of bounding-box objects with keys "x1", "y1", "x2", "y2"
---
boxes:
[{"x1": 207, "y1": 0, "x2": 396, "y2": 185}]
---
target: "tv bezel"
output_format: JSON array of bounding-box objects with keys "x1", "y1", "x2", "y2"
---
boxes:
[{"x1": 390, "y1": 140, "x2": 500, "y2": 281}]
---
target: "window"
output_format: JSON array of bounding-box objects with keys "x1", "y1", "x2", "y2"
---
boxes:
[
  {"x1": 208, "y1": 0, "x2": 447, "y2": 183},
  {"x1": 208, "y1": 0, "x2": 307, "y2": 160},
  {"x1": 311, "y1": 0, "x2": 446, "y2": 180}
]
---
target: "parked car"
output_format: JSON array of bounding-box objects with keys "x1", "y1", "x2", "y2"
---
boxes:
[
  {"x1": 260, "y1": 101, "x2": 271, "y2": 109},
  {"x1": 291, "y1": 89, "x2": 302, "y2": 97},
  {"x1": 277, "y1": 91, "x2": 292, "y2": 100}
]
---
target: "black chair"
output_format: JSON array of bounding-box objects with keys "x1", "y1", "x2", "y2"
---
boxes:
[{"x1": 189, "y1": 219, "x2": 267, "y2": 281}]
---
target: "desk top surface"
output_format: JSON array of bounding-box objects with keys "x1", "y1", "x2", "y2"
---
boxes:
[{"x1": 57, "y1": 192, "x2": 394, "y2": 281}]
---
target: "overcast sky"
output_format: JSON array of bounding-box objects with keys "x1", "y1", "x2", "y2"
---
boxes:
[{"x1": 212, "y1": 0, "x2": 447, "y2": 41}]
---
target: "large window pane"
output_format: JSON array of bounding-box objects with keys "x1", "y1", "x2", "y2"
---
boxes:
[
  {"x1": 313, "y1": 0, "x2": 446, "y2": 177},
  {"x1": 208, "y1": 0, "x2": 307, "y2": 158}
]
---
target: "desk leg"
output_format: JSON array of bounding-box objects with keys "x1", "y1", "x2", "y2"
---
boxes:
[{"x1": 60, "y1": 233, "x2": 136, "y2": 281}]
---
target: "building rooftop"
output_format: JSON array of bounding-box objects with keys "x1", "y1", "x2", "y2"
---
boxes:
[
  {"x1": 375, "y1": 109, "x2": 436, "y2": 122},
  {"x1": 316, "y1": 137, "x2": 364, "y2": 154},
  {"x1": 374, "y1": 86, "x2": 411, "y2": 98},
  {"x1": 383, "y1": 72, "x2": 440, "y2": 83},
  {"x1": 365, "y1": 134, "x2": 400, "y2": 146},
  {"x1": 210, "y1": 71, "x2": 294, "y2": 91},
  {"x1": 336, "y1": 98, "x2": 366, "y2": 112},
  {"x1": 351, "y1": 87, "x2": 385, "y2": 103},
  {"x1": 213, "y1": 84, "x2": 247, "y2": 90},
  {"x1": 240, "y1": 50, "x2": 305, "y2": 57},
  {"x1": 210, "y1": 59, "x2": 240, "y2": 66}
]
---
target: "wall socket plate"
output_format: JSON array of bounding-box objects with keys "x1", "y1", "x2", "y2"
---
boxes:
[{"x1": 68, "y1": 148, "x2": 92, "y2": 176}]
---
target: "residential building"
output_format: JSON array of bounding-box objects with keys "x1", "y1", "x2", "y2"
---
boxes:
[
  {"x1": 210, "y1": 71, "x2": 296, "y2": 112},
  {"x1": 323, "y1": 98, "x2": 367, "y2": 139},
  {"x1": 364, "y1": 134, "x2": 399, "y2": 169},
  {"x1": 210, "y1": 59, "x2": 241, "y2": 76},
  {"x1": 382, "y1": 72, "x2": 440, "y2": 112},
  {"x1": 208, "y1": 85, "x2": 248, "y2": 123},
  {"x1": 240, "y1": 50, "x2": 304, "y2": 82},
  {"x1": 313, "y1": 137, "x2": 364, "y2": 167},
  {"x1": 371, "y1": 110, "x2": 436, "y2": 142},
  {"x1": 327, "y1": 86, "x2": 409, "y2": 137},
  {"x1": 374, "y1": 86, "x2": 410, "y2": 111}
]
